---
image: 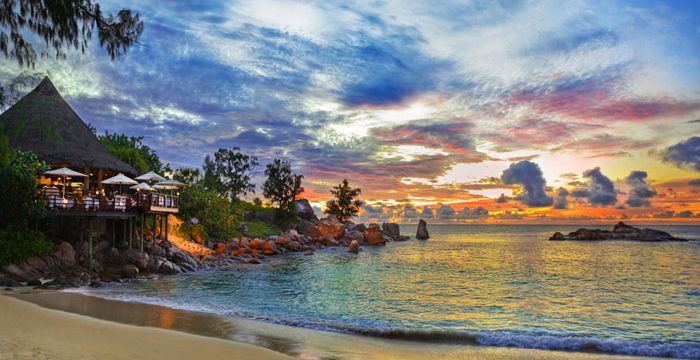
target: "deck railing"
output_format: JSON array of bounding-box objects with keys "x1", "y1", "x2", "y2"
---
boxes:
[{"x1": 43, "y1": 193, "x2": 179, "y2": 213}]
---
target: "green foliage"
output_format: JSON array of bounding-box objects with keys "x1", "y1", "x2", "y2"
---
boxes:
[
  {"x1": 202, "y1": 147, "x2": 258, "y2": 202},
  {"x1": 1, "y1": 0, "x2": 144, "y2": 68},
  {"x1": 263, "y1": 158, "x2": 304, "y2": 212},
  {"x1": 325, "y1": 179, "x2": 362, "y2": 222},
  {"x1": 178, "y1": 184, "x2": 240, "y2": 241},
  {"x1": 172, "y1": 167, "x2": 201, "y2": 184},
  {"x1": 99, "y1": 132, "x2": 164, "y2": 174},
  {"x1": 0, "y1": 229, "x2": 54, "y2": 266},
  {"x1": 242, "y1": 220, "x2": 281, "y2": 238},
  {"x1": 0, "y1": 142, "x2": 48, "y2": 230}
]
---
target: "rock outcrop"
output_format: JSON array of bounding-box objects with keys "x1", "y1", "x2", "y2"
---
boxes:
[
  {"x1": 549, "y1": 222, "x2": 687, "y2": 242},
  {"x1": 293, "y1": 199, "x2": 318, "y2": 222},
  {"x1": 363, "y1": 224, "x2": 386, "y2": 246},
  {"x1": 316, "y1": 216, "x2": 344, "y2": 239},
  {"x1": 381, "y1": 223, "x2": 402, "y2": 240},
  {"x1": 416, "y1": 219, "x2": 430, "y2": 240},
  {"x1": 348, "y1": 239, "x2": 360, "y2": 254}
]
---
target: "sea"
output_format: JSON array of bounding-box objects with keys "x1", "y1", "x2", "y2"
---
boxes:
[{"x1": 74, "y1": 224, "x2": 700, "y2": 359}]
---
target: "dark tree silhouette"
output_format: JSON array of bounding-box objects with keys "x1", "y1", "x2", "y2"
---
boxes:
[
  {"x1": 202, "y1": 147, "x2": 258, "y2": 202},
  {"x1": 172, "y1": 167, "x2": 201, "y2": 185},
  {"x1": 262, "y1": 158, "x2": 304, "y2": 211},
  {"x1": 0, "y1": 0, "x2": 144, "y2": 68},
  {"x1": 325, "y1": 179, "x2": 362, "y2": 222}
]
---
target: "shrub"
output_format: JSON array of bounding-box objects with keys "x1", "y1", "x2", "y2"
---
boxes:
[
  {"x1": 178, "y1": 184, "x2": 240, "y2": 241},
  {"x1": 0, "y1": 144, "x2": 48, "y2": 230},
  {"x1": 0, "y1": 229, "x2": 55, "y2": 266}
]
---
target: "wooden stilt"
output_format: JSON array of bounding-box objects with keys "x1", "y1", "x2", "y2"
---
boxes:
[
  {"x1": 165, "y1": 214, "x2": 169, "y2": 242},
  {"x1": 128, "y1": 217, "x2": 133, "y2": 249},
  {"x1": 140, "y1": 213, "x2": 145, "y2": 252},
  {"x1": 88, "y1": 218, "x2": 93, "y2": 271},
  {"x1": 111, "y1": 219, "x2": 115, "y2": 248}
]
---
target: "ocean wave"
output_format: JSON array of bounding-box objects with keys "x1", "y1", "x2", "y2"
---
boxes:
[{"x1": 67, "y1": 289, "x2": 700, "y2": 359}]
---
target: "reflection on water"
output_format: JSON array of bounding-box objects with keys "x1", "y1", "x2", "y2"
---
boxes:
[{"x1": 53, "y1": 225, "x2": 700, "y2": 358}]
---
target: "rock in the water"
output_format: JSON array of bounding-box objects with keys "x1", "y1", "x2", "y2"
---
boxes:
[
  {"x1": 158, "y1": 260, "x2": 182, "y2": 274},
  {"x1": 549, "y1": 222, "x2": 687, "y2": 242},
  {"x1": 416, "y1": 219, "x2": 430, "y2": 240},
  {"x1": 317, "y1": 216, "x2": 344, "y2": 239},
  {"x1": 249, "y1": 238, "x2": 265, "y2": 250},
  {"x1": 121, "y1": 264, "x2": 139, "y2": 278},
  {"x1": 348, "y1": 239, "x2": 360, "y2": 254},
  {"x1": 363, "y1": 224, "x2": 386, "y2": 246},
  {"x1": 213, "y1": 242, "x2": 227, "y2": 254},
  {"x1": 262, "y1": 241, "x2": 278, "y2": 255},
  {"x1": 26, "y1": 279, "x2": 42, "y2": 286},
  {"x1": 296, "y1": 219, "x2": 321, "y2": 239},
  {"x1": 381, "y1": 223, "x2": 401, "y2": 240},
  {"x1": 355, "y1": 223, "x2": 367, "y2": 233},
  {"x1": 285, "y1": 240, "x2": 300, "y2": 251}
]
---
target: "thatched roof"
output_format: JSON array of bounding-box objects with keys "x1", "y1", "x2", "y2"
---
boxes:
[{"x1": 0, "y1": 77, "x2": 137, "y2": 175}]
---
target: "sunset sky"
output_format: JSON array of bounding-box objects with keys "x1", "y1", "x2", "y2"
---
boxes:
[{"x1": 2, "y1": 0, "x2": 700, "y2": 222}]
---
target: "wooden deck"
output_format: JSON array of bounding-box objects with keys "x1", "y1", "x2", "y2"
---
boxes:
[{"x1": 44, "y1": 193, "x2": 179, "y2": 216}]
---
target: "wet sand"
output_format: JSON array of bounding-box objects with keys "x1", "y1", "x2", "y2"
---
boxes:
[
  {"x1": 4, "y1": 289, "x2": 660, "y2": 360},
  {"x1": 0, "y1": 290, "x2": 291, "y2": 360}
]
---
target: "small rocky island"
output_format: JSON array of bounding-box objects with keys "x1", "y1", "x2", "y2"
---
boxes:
[{"x1": 550, "y1": 222, "x2": 688, "y2": 242}]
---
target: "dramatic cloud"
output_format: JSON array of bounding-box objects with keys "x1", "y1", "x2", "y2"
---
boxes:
[
  {"x1": 661, "y1": 136, "x2": 700, "y2": 171},
  {"x1": 2, "y1": 0, "x2": 700, "y2": 218},
  {"x1": 459, "y1": 206, "x2": 489, "y2": 219},
  {"x1": 553, "y1": 187, "x2": 569, "y2": 209},
  {"x1": 625, "y1": 170, "x2": 657, "y2": 207},
  {"x1": 500, "y1": 161, "x2": 553, "y2": 207},
  {"x1": 652, "y1": 210, "x2": 698, "y2": 218},
  {"x1": 436, "y1": 204, "x2": 457, "y2": 219},
  {"x1": 574, "y1": 167, "x2": 617, "y2": 206}
]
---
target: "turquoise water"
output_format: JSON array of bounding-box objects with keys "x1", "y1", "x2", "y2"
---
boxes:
[{"x1": 82, "y1": 224, "x2": 700, "y2": 358}]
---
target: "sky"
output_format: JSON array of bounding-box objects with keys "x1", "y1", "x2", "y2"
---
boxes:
[{"x1": 2, "y1": 0, "x2": 700, "y2": 223}]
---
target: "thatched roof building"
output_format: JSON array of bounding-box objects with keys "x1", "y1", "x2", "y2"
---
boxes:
[{"x1": 0, "y1": 77, "x2": 136, "y2": 175}]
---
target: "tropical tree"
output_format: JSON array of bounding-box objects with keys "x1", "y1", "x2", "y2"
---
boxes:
[
  {"x1": 202, "y1": 147, "x2": 258, "y2": 202},
  {"x1": 325, "y1": 179, "x2": 362, "y2": 222},
  {"x1": 172, "y1": 166, "x2": 201, "y2": 184},
  {"x1": 98, "y1": 132, "x2": 164, "y2": 174},
  {"x1": 262, "y1": 159, "x2": 304, "y2": 211},
  {"x1": 0, "y1": 0, "x2": 144, "y2": 68}
]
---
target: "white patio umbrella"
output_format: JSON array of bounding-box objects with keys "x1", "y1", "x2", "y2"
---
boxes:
[
  {"x1": 44, "y1": 167, "x2": 87, "y2": 198},
  {"x1": 102, "y1": 173, "x2": 138, "y2": 194},
  {"x1": 135, "y1": 171, "x2": 166, "y2": 183},
  {"x1": 129, "y1": 182, "x2": 155, "y2": 191},
  {"x1": 156, "y1": 179, "x2": 187, "y2": 187}
]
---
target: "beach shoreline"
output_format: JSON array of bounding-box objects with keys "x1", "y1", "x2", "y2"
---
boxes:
[
  {"x1": 3, "y1": 288, "x2": 664, "y2": 360},
  {"x1": 0, "y1": 289, "x2": 292, "y2": 360}
]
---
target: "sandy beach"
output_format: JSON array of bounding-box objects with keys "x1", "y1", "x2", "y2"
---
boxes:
[
  {"x1": 0, "y1": 291, "x2": 292, "y2": 360},
  {"x1": 1, "y1": 289, "x2": 660, "y2": 360}
]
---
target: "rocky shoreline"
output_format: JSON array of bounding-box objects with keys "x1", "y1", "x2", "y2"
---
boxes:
[
  {"x1": 0, "y1": 200, "x2": 430, "y2": 289},
  {"x1": 550, "y1": 222, "x2": 688, "y2": 242}
]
